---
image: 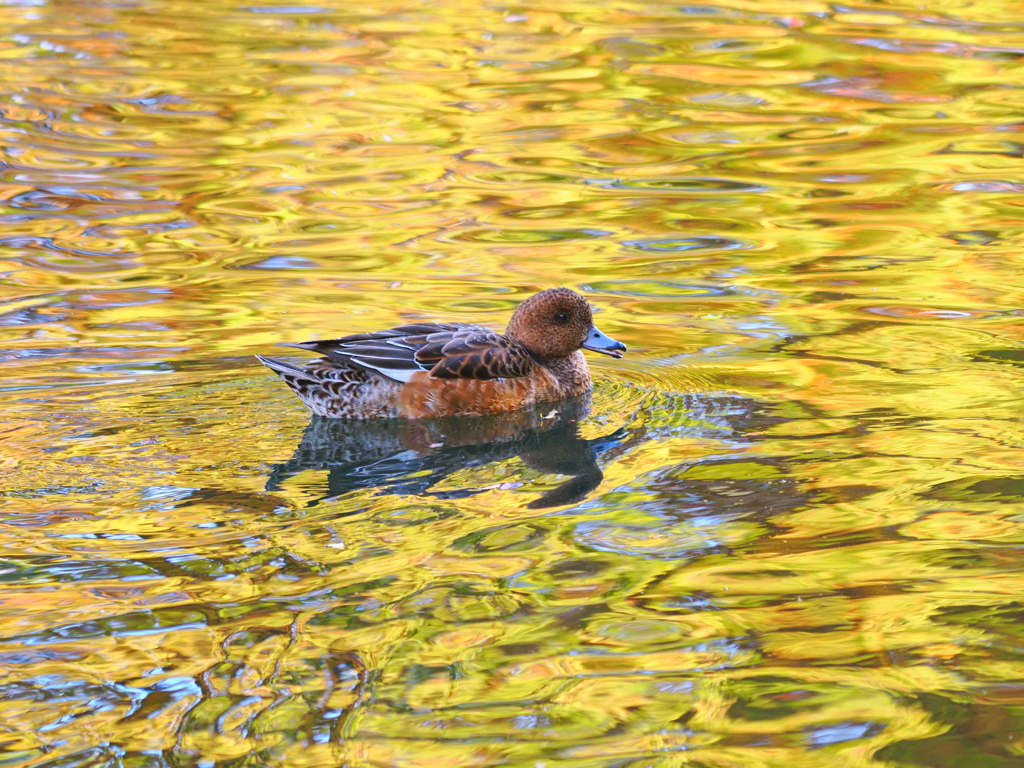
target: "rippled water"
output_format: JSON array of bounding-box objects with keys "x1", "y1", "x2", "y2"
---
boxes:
[{"x1": 3, "y1": 0, "x2": 1024, "y2": 765}]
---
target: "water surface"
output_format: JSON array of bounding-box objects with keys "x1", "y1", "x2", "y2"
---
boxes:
[{"x1": 3, "y1": 0, "x2": 1024, "y2": 766}]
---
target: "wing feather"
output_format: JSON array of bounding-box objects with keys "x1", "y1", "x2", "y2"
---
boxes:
[{"x1": 281, "y1": 322, "x2": 534, "y2": 383}]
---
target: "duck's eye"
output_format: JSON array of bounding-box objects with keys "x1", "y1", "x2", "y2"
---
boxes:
[{"x1": 554, "y1": 312, "x2": 569, "y2": 324}]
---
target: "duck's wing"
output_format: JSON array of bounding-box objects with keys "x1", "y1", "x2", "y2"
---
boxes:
[
  {"x1": 413, "y1": 325, "x2": 536, "y2": 381},
  {"x1": 282, "y1": 322, "x2": 535, "y2": 383}
]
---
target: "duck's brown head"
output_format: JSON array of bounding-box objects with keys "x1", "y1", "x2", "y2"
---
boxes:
[{"x1": 506, "y1": 288, "x2": 626, "y2": 360}]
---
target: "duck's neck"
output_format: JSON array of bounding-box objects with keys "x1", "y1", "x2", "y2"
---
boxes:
[{"x1": 540, "y1": 351, "x2": 592, "y2": 397}]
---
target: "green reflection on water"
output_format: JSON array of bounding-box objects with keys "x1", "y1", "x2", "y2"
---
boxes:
[{"x1": 2, "y1": 0, "x2": 1024, "y2": 765}]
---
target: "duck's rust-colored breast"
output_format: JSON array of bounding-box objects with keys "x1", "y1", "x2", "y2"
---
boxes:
[{"x1": 396, "y1": 369, "x2": 551, "y2": 418}]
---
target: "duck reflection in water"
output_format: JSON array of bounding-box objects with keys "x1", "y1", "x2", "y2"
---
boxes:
[{"x1": 266, "y1": 395, "x2": 625, "y2": 509}]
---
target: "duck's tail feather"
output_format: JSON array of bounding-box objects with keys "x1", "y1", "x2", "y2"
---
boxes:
[
  {"x1": 256, "y1": 354, "x2": 311, "y2": 379},
  {"x1": 256, "y1": 354, "x2": 397, "y2": 418},
  {"x1": 257, "y1": 355, "x2": 329, "y2": 414}
]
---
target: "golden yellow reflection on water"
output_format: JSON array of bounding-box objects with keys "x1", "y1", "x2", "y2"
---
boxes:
[{"x1": 3, "y1": 0, "x2": 1024, "y2": 765}]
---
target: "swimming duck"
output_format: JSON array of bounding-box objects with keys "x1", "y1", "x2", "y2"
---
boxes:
[{"x1": 256, "y1": 287, "x2": 626, "y2": 419}]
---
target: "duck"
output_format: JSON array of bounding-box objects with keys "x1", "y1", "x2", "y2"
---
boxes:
[{"x1": 256, "y1": 287, "x2": 626, "y2": 419}]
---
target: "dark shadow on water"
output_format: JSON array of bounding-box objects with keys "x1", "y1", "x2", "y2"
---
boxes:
[{"x1": 266, "y1": 395, "x2": 626, "y2": 508}]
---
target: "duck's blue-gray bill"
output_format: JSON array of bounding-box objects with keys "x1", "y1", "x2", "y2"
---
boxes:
[{"x1": 582, "y1": 326, "x2": 627, "y2": 358}]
